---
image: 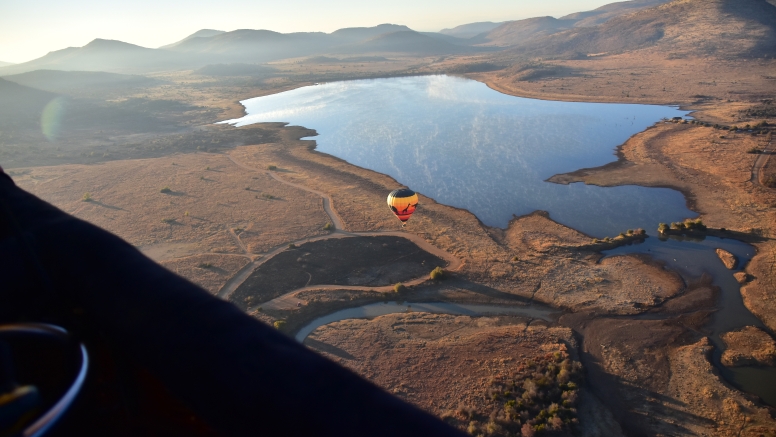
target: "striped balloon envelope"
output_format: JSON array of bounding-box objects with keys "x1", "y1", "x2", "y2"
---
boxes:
[{"x1": 387, "y1": 188, "x2": 418, "y2": 226}]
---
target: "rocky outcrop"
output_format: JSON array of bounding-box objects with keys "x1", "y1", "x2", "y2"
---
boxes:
[
  {"x1": 721, "y1": 326, "x2": 776, "y2": 367},
  {"x1": 715, "y1": 248, "x2": 737, "y2": 270}
]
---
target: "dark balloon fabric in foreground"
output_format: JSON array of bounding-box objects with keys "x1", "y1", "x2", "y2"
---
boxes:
[{"x1": 0, "y1": 169, "x2": 467, "y2": 437}]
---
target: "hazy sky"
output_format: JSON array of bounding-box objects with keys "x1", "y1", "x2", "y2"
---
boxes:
[{"x1": 0, "y1": 0, "x2": 616, "y2": 63}]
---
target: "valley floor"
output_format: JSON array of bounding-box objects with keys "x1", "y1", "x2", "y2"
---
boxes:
[{"x1": 7, "y1": 53, "x2": 776, "y2": 435}]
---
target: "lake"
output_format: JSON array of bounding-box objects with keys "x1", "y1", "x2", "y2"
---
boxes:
[{"x1": 221, "y1": 75, "x2": 692, "y2": 236}]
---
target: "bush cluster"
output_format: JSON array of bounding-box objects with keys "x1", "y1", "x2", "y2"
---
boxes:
[
  {"x1": 591, "y1": 228, "x2": 645, "y2": 244},
  {"x1": 449, "y1": 350, "x2": 583, "y2": 437},
  {"x1": 393, "y1": 283, "x2": 407, "y2": 293},
  {"x1": 430, "y1": 266, "x2": 445, "y2": 280},
  {"x1": 160, "y1": 186, "x2": 172, "y2": 193},
  {"x1": 660, "y1": 218, "x2": 706, "y2": 233}
]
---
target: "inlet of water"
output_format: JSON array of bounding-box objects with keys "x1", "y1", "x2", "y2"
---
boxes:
[
  {"x1": 604, "y1": 235, "x2": 776, "y2": 407},
  {"x1": 294, "y1": 302, "x2": 559, "y2": 343}
]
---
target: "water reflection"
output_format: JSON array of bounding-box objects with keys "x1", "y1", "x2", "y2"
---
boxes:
[{"x1": 221, "y1": 75, "x2": 693, "y2": 237}]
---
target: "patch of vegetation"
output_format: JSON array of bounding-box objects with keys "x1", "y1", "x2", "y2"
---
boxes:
[
  {"x1": 742, "y1": 101, "x2": 776, "y2": 118},
  {"x1": 160, "y1": 186, "x2": 172, "y2": 193},
  {"x1": 323, "y1": 222, "x2": 333, "y2": 231},
  {"x1": 194, "y1": 63, "x2": 276, "y2": 77},
  {"x1": 511, "y1": 62, "x2": 574, "y2": 82},
  {"x1": 393, "y1": 283, "x2": 407, "y2": 293},
  {"x1": 273, "y1": 320, "x2": 286, "y2": 330},
  {"x1": 267, "y1": 165, "x2": 277, "y2": 171},
  {"x1": 444, "y1": 349, "x2": 582, "y2": 437},
  {"x1": 161, "y1": 218, "x2": 177, "y2": 224},
  {"x1": 430, "y1": 266, "x2": 445, "y2": 280},
  {"x1": 262, "y1": 193, "x2": 276, "y2": 200},
  {"x1": 446, "y1": 62, "x2": 505, "y2": 74},
  {"x1": 764, "y1": 175, "x2": 776, "y2": 188},
  {"x1": 82, "y1": 192, "x2": 93, "y2": 202},
  {"x1": 663, "y1": 219, "x2": 706, "y2": 233},
  {"x1": 288, "y1": 243, "x2": 296, "y2": 249},
  {"x1": 748, "y1": 147, "x2": 762, "y2": 154},
  {"x1": 198, "y1": 262, "x2": 213, "y2": 269}
]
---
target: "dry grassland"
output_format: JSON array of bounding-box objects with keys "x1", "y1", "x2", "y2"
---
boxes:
[{"x1": 10, "y1": 146, "x2": 330, "y2": 292}]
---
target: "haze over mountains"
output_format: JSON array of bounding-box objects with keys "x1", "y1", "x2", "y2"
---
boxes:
[{"x1": 0, "y1": 0, "x2": 774, "y2": 77}]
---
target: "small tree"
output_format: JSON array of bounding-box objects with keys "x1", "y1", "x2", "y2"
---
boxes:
[
  {"x1": 82, "y1": 192, "x2": 93, "y2": 202},
  {"x1": 430, "y1": 266, "x2": 445, "y2": 280},
  {"x1": 273, "y1": 320, "x2": 286, "y2": 330},
  {"x1": 160, "y1": 186, "x2": 172, "y2": 193},
  {"x1": 393, "y1": 283, "x2": 407, "y2": 293},
  {"x1": 658, "y1": 223, "x2": 669, "y2": 233}
]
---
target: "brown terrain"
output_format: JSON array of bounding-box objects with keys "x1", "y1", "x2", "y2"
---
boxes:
[{"x1": 3, "y1": 0, "x2": 776, "y2": 435}]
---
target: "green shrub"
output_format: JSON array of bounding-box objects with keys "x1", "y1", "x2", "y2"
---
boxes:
[
  {"x1": 747, "y1": 147, "x2": 762, "y2": 154},
  {"x1": 160, "y1": 186, "x2": 172, "y2": 193},
  {"x1": 658, "y1": 223, "x2": 669, "y2": 233},
  {"x1": 430, "y1": 266, "x2": 445, "y2": 280},
  {"x1": 267, "y1": 165, "x2": 277, "y2": 171},
  {"x1": 288, "y1": 243, "x2": 296, "y2": 249},
  {"x1": 198, "y1": 262, "x2": 213, "y2": 269},
  {"x1": 323, "y1": 222, "x2": 333, "y2": 231},
  {"x1": 161, "y1": 218, "x2": 176, "y2": 224},
  {"x1": 82, "y1": 192, "x2": 93, "y2": 202},
  {"x1": 670, "y1": 222, "x2": 685, "y2": 231},
  {"x1": 273, "y1": 320, "x2": 286, "y2": 330},
  {"x1": 393, "y1": 283, "x2": 407, "y2": 293}
]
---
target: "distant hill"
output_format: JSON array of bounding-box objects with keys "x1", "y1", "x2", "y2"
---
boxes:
[
  {"x1": 471, "y1": 0, "x2": 671, "y2": 47},
  {"x1": 159, "y1": 29, "x2": 226, "y2": 49},
  {"x1": 0, "y1": 39, "x2": 196, "y2": 75},
  {"x1": 512, "y1": 0, "x2": 776, "y2": 59},
  {"x1": 165, "y1": 26, "x2": 407, "y2": 63},
  {"x1": 0, "y1": 24, "x2": 469, "y2": 75},
  {"x1": 560, "y1": 0, "x2": 670, "y2": 28},
  {"x1": 330, "y1": 24, "x2": 412, "y2": 42},
  {"x1": 3, "y1": 70, "x2": 157, "y2": 94},
  {"x1": 0, "y1": 61, "x2": 14, "y2": 67},
  {"x1": 337, "y1": 31, "x2": 472, "y2": 55},
  {"x1": 439, "y1": 22, "x2": 503, "y2": 39},
  {"x1": 0, "y1": 78, "x2": 57, "y2": 128},
  {"x1": 419, "y1": 32, "x2": 474, "y2": 46},
  {"x1": 474, "y1": 17, "x2": 576, "y2": 47}
]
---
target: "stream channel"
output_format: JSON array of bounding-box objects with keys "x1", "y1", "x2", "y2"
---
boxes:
[{"x1": 223, "y1": 75, "x2": 776, "y2": 407}]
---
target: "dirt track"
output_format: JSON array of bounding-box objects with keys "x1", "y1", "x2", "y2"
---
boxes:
[{"x1": 218, "y1": 152, "x2": 463, "y2": 310}]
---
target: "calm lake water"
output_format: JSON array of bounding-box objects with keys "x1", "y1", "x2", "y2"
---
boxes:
[{"x1": 222, "y1": 75, "x2": 693, "y2": 237}]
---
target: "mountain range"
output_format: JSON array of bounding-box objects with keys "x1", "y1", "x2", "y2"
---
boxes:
[{"x1": 1, "y1": 0, "x2": 774, "y2": 76}]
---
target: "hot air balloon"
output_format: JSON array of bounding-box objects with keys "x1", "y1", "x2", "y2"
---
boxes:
[{"x1": 387, "y1": 188, "x2": 418, "y2": 226}]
